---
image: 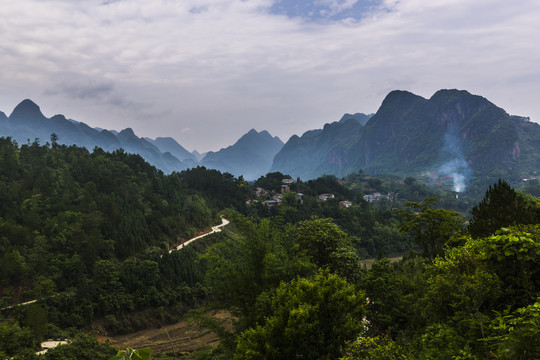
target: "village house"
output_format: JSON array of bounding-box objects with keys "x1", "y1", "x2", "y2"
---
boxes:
[
  {"x1": 264, "y1": 200, "x2": 279, "y2": 207},
  {"x1": 363, "y1": 192, "x2": 397, "y2": 203},
  {"x1": 318, "y1": 193, "x2": 335, "y2": 201}
]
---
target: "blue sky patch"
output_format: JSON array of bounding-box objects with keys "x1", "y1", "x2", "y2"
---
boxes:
[{"x1": 269, "y1": 0, "x2": 382, "y2": 22}]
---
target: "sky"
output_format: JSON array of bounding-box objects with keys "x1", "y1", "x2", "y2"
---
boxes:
[{"x1": 1, "y1": 0, "x2": 539, "y2": 152}]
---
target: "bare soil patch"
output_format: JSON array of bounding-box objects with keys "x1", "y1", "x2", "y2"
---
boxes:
[{"x1": 105, "y1": 310, "x2": 232, "y2": 355}]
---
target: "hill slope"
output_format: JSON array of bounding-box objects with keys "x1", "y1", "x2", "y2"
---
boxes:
[
  {"x1": 272, "y1": 90, "x2": 540, "y2": 191},
  {"x1": 200, "y1": 129, "x2": 284, "y2": 180}
]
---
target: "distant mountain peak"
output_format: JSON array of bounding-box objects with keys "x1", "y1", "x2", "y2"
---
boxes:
[
  {"x1": 381, "y1": 90, "x2": 424, "y2": 105},
  {"x1": 155, "y1": 136, "x2": 176, "y2": 142},
  {"x1": 119, "y1": 128, "x2": 136, "y2": 137},
  {"x1": 51, "y1": 114, "x2": 67, "y2": 121},
  {"x1": 200, "y1": 129, "x2": 284, "y2": 180},
  {"x1": 236, "y1": 129, "x2": 282, "y2": 145},
  {"x1": 339, "y1": 113, "x2": 373, "y2": 126},
  {"x1": 9, "y1": 99, "x2": 46, "y2": 121},
  {"x1": 430, "y1": 88, "x2": 472, "y2": 99}
]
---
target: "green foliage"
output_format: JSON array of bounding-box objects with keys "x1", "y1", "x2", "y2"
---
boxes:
[
  {"x1": 2, "y1": 135, "x2": 540, "y2": 359},
  {"x1": 417, "y1": 224, "x2": 540, "y2": 358},
  {"x1": 204, "y1": 212, "x2": 314, "y2": 329},
  {"x1": 234, "y1": 270, "x2": 366, "y2": 360},
  {"x1": 0, "y1": 137, "x2": 240, "y2": 328},
  {"x1": 113, "y1": 347, "x2": 153, "y2": 360},
  {"x1": 476, "y1": 225, "x2": 540, "y2": 310},
  {"x1": 469, "y1": 179, "x2": 538, "y2": 238},
  {"x1": 253, "y1": 172, "x2": 288, "y2": 192},
  {"x1": 340, "y1": 335, "x2": 409, "y2": 360},
  {"x1": 418, "y1": 323, "x2": 480, "y2": 360},
  {"x1": 0, "y1": 320, "x2": 36, "y2": 357},
  {"x1": 26, "y1": 304, "x2": 48, "y2": 342},
  {"x1": 399, "y1": 197, "x2": 465, "y2": 258},
  {"x1": 360, "y1": 258, "x2": 425, "y2": 336},
  {"x1": 295, "y1": 218, "x2": 363, "y2": 283},
  {"x1": 487, "y1": 300, "x2": 540, "y2": 359}
]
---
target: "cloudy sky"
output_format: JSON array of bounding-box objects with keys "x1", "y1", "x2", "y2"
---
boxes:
[{"x1": 1, "y1": 0, "x2": 539, "y2": 152}]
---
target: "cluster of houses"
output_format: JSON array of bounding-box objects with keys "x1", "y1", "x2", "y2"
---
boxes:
[
  {"x1": 255, "y1": 179, "x2": 353, "y2": 208},
  {"x1": 253, "y1": 179, "x2": 398, "y2": 208},
  {"x1": 363, "y1": 192, "x2": 397, "y2": 203}
]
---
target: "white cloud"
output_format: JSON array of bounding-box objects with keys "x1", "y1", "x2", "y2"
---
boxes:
[
  {"x1": 317, "y1": 0, "x2": 359, "y2": 15},
  {"x1": 0, "y1": 0, "x2": 539, "y2": 151}
]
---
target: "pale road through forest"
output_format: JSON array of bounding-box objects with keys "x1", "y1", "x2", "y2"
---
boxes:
[
  {"x1": 2, "y1": 217, "x2": 230, "y2": 310},
  {"x1": 0, "y1": 217, "x2": 231, "y2": 355},
  {"x1": 169, "y1": 217, "x2": 230, "y2": 253}
]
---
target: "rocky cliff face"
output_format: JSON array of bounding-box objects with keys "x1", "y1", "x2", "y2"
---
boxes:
[
  {"x1": 272, "y1": 89, "x2": 540, "y2": 191},
  {"x1": 271, "y1": 117, "x2": 365, "y2": 180}
]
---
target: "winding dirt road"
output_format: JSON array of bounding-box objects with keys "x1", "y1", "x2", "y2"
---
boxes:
[{"x1": 169, "y1": 217, "x2": 229, "y2": 253}]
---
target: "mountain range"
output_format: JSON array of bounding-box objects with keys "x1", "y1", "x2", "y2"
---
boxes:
[
  {"x1": 1, "y1": 89, "x2": 539, "y2": 189},
  {"x1": 0, "y1": 99, "x2": 284, "y2": 179},
  {"x1": 271, "y1": 89, "x2": 540, "y2": 191}
]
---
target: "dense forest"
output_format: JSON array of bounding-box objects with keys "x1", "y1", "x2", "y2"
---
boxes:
[{"x1": 0, "y1": 136, "x2": 539, "y2": 359}]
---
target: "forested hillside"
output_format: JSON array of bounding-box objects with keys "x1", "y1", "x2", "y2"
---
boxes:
[
  {"x1": 0, "y1": 136, "x2": 251, "y2": 358},
  {"x1": 1, "y1": 137, "x2": 539, "y2": 360}
]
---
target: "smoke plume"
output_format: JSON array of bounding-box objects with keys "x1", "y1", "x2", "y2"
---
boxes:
[{"x1": 438, "y1": 131, "x2": 471, "y2": 192}]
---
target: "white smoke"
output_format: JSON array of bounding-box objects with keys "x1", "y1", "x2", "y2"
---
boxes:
[{"x1": 438, "y1": 132, "x2": 471, "y2": 193}]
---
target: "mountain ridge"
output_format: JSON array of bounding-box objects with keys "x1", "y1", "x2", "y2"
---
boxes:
[
  {"x1": 0, "y1": 100, "x2": 286, "y2": 178},
  {"x1": 200, "y1": 128, "x2": 284, "y2": 180},
  {"x1": 0, "y1": 100, "x2": 189, "y2": 173},
  {"x1": 272, "y1": 89, "x2": 540, "y2": 191},
  {"x1": 2, "y1": 91, "x2": 538, "y2": 190}
]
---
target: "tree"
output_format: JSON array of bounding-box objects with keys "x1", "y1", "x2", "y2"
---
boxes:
[
  {"x1": 234, "y1": 270, "x2": 366, "y2": 360},
  {"x1": 204, "y1": 212, "x2": 313, "y2": 330},
  {"x1": 50, "y1": 133, "x2": 59, "y2": 149},
  {"x1": 468, "y1": 179, "x2": 537, "y2": 238},
  {"x1": 295, "y1": 218, "x2": 363, "y2": 283},
  {"x1": 340, "y1": 335, "x2": 409, "y2": 360},
  {"x1": 404, "y1": 176, "x2": 416, "y2": 186},
  {"x1": 0, "y1": 320, "x2": 35, "y2": 358},
  {"x1": 422, "y1": 243, "x2": 501, "y2": 358},
  {"x1": 360, "y1": 258, "x2": 423, "y2": 336},
  {"x1": 419, "y1": 224, "x2": 540, "y2": 359},
  {"x1": 26, "y1": 304, "x2": 48, "y2": 343},
  {"x1": 399, "y1": 197, "x2": 464, "y2": 259},
  {"x1": 488, "y1": 300, "x2": 540, "y2": 359}
]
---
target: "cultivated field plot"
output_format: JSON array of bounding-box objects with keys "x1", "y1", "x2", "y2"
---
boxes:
[{"x1": 108, "y1": 310, "x2": 232, "y2": 355}]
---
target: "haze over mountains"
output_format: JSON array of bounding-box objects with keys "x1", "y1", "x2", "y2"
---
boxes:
[
  {"x1": 1, "y1": 89, "x2": 539, "y2": 188},
  {"x1": 272, "y1": 89, "x2": 540, "y2": 191},
  {"x1": 200, "y1": 129, "x2": 283, "y2": 180},
  {"x1": 0, "y1": 99, "x2": 284, "y2": 179}
]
